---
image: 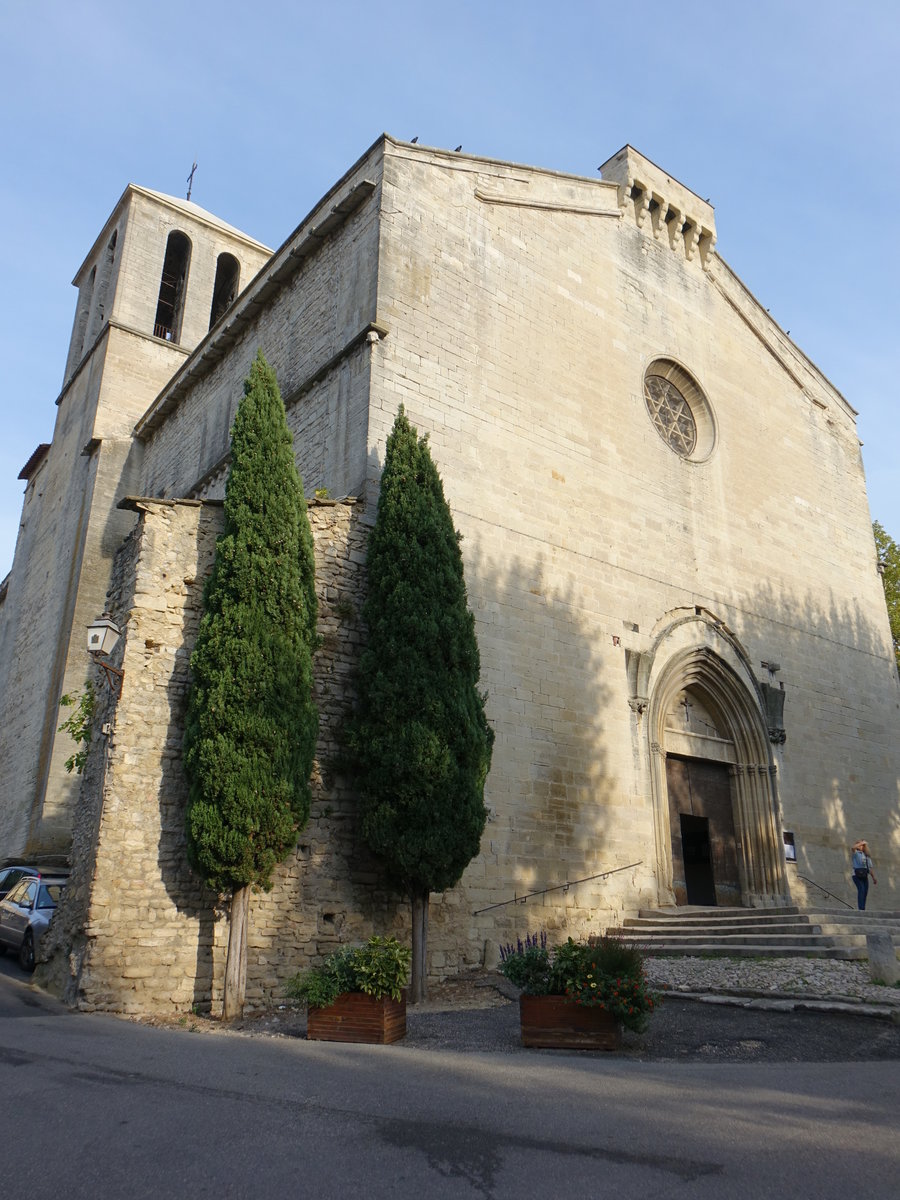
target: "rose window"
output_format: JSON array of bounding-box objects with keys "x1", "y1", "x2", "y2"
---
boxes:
[{"x1": 644, "y1": 374, "x2": 698, "y2": 458}]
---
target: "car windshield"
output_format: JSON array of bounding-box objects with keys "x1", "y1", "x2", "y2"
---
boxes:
[{"x1": 36, "y1": 883, "x2": 62, "y2": 908}]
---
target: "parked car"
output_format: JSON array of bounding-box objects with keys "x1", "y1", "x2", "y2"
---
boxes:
[
  {"x1": 0, "y1": 874, "x2": 67, "y2": 971},
  {"x1": 0, "y1": 865, "x2": 39, "y2": 902}
]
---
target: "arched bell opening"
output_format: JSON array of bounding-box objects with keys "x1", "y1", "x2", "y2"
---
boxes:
[{"x1": 154, "y1": 230, "x2": 192, "y2": 343}]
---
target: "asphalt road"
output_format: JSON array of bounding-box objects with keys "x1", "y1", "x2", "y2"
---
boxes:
[{"x1": 1, "y1": 969, "x2": 899, "y2": 1199}]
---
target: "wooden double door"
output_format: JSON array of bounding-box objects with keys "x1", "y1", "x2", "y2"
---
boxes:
[{"x1": 666, "y1": 756, "x2": 741, "y2": 907}]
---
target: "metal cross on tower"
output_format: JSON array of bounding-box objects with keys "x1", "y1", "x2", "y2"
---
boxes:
[{"x1": 186, "y1": 161, "x2": 198, "y2": 202}]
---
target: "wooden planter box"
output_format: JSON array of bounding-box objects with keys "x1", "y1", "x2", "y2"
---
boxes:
[
  {"x1": 307, "y1": 991, "x2": 407, "y2": 1044},
  {"x1": 519, "y1": 994, "x2": 622, "y2": 1050}
]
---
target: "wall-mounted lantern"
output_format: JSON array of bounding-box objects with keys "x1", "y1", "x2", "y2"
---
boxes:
[{"x1": 87, "y1": 613, "x2": 124, "y2": 696}]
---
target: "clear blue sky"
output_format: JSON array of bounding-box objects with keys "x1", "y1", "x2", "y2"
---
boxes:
[{"x1": 1, "y1": 0, "x2": 897, "y2": 576}]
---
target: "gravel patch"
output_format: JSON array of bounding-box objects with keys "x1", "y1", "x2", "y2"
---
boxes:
[{"x1": 645, "y1": 955, "x2": 900, "y2": 1006}]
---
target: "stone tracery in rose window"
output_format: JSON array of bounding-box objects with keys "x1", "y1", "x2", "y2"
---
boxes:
[{"x1": 644, "y1": 374, "x2": 697, "y2": 457}]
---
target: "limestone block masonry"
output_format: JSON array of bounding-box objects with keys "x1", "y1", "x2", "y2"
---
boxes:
[
  {"x1": 40, "y1": 497, "x2": 415, "y2": 1014},
  {"x1": 0, "y1": 183, "x2": 271, "y2": 864}
]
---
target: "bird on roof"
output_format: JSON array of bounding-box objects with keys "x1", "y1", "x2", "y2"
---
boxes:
[
  {"x1": 454, "y1": 145, "x2": 462, "y2": 152},
  {"x1": 410, "y1": 136, "x2": 418, "y2": 143}
]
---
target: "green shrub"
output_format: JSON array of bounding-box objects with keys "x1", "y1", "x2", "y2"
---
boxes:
[
  {"x1": 588, "y1": 934, "x2": 646, "y2": 980},
  {"x1": 498, "y1": 931, "x2": 657, "y2": 1032},
  {"x1": 58, "y1": 681, "x2": 96, "y2": 774},
  {"x1": 286, "y1": 936, "x2": 412, "y2": 1008}
]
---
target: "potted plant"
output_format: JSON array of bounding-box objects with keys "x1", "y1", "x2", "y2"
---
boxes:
[
  {"x1": 498, "y1": 931, "x2": 656, "y2": 1049},
  {"x1": 286, "y1": 935, "x2": 412, "y2": 1044}
]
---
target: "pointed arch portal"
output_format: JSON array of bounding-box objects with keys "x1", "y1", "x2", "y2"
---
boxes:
[{"x1": 646, "y1": 642, "x2": 789, "y2": 909}]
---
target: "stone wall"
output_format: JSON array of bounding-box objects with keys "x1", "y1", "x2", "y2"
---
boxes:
[
  {"x1": 369, "y1": 141, "x2": 900, "y2": 930},
  {"x1": 40, "y1": 496, "x2": 417, "y2": 1015},
  {"x1": 137, "y1": 143, "x2": 383, "y2": 508}
]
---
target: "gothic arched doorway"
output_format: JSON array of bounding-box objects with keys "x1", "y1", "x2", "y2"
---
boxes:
[
  {"x1": 663, "y1": 687, "x2": 741, "y2": 906},
  {"x1": 645, "y1": 639, "x2": 789, "y2": 909}
]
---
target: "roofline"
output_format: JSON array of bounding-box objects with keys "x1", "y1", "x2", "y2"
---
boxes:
[
  {"x1": 383, "y1": 132, "x2": 621, "y2": 192},
  {"x1": 18, "y1": 443, "x2": 51, "y2": 481},
  {"x1": 71, "y1": 184, "x2": 271, "y2": 287},
  {"x1": 713, "y1": 256, "x2": 857, "y2": 418},
  {"x1": 135, "y1": 137, "x2": 389, "y2": 440}
]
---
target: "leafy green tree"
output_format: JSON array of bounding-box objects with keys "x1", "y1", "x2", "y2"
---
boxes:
[
  {"x1": 349, "y1": 407, "x2": 494, "y2": 1002},
  {"x1": 874, "y1": 520, "x2": 900, "y2": 671},
  {"x1": 58, "y1": 681, "x2": 96, "y2": 774},
  {"x1": 183, "y1": 351, "x2": 318, "y2": 1019}
]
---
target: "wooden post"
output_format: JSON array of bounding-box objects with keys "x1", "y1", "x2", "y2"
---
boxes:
[{"x1": 223, "y1": 884, "x2": 249, "y2": 1020}]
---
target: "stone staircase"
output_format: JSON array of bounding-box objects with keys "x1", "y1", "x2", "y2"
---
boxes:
[
  {"x1": 612, "y1": 906, "x2": 900, "y2": 960},
  {"x1": 801, "y1": 909, "x2": 900, "y2": 958}
]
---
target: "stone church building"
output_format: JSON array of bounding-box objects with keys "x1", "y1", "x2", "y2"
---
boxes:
[{"x1": 1, "y1": 136, "x2": 897, "y2": 1013}]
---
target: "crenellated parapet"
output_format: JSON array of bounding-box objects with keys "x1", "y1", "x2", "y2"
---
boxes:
[{"x1": 599, "y1": 145, "x2": 717, "y2": 269}]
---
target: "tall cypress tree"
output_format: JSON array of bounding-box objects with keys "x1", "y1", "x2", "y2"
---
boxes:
[
  {"x1": 349, "y1": 407, "x2": 494, "y2": 1002},
  {"x1": 183, "y1": 350, "x2": 318, "y2": 1019}
]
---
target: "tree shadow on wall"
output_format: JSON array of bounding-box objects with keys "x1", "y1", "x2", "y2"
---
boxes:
[
  {"x1": 718, "y1": 575, "x2": 900, "y2": 907},
  {"x1": 261, "y1": 509, "x2": 641, "y2": 978},
  {"x1": 456, "y1": 536, "x2": 640, "y2": 952}
]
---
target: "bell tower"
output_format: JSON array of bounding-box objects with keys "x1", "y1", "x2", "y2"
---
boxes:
[{"x1": 0, "y1": 186, "x2": 271, "y2": 861}]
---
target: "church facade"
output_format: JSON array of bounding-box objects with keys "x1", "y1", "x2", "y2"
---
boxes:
[{"x1": 2, "y1": 136, "x2": 898, "y2": 1013}]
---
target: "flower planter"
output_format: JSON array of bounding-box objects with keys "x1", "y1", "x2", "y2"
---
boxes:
[
  {"x1": 519, "y1": 994, "x2": 622, "y2": 1050},
  {"x1": 307, "y1": 991, "x2": 407, "y2": 1044}
]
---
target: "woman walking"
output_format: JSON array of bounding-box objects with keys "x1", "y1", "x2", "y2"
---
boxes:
[{"x1": 851, "y1": 839, "x2": 877, "y2": 910}]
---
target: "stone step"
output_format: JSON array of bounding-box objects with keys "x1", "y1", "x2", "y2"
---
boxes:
[
  {"x1": 802, "y1": 910, "x2": 900, "y2": 924},
  {"x1": 811, "y1": 928, "x2": 900, "y2": 952},
  {"x1": 628, "y1": 916, "x2": 816, "y2": 936},
  {"x1": 640, "y1": 905, "x2": 802, "y2": 919},
  {"x1": 614, "y1": 928, "x2": 827, "y2": 945},
  {"x1": 622, "y1": 906, "x2": 897, "y2": 961}
]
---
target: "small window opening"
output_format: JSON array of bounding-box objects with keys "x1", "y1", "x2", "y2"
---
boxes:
[
  {"x1": 783, "y1": 831, "x2": 797, "y2": 863},
  {"x1": 208, "y1": 253, "x2": 240, "y2": 330},
  {"x1": 95, "y1": 229, "x2": 118, "y2": 326},
  {"x1": 72, "y1": 265, "x2": 96, "y2": 363},
  {"x1": 154, "y1": 230, "x2": 192, "y2": 342}
]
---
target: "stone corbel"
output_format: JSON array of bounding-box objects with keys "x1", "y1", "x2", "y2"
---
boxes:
[
  {"x1": 699, "y1": 227, "x2": 717, "y2": 271},
  {"x1": 633, "y1": 184, "x2": 651, "y2": 229},
  {"x1": 650, "y1": 194, "x2": 668, "y2": 240},
  {"x1": 683, "y1": 221, "x2": 701, "y2": 262},
  {"x1": 628, "y1": 696, "x2": 649, "y2": 716},
  {"x1": 666, "y1": 207, "x2": 684, "y2": 253}
]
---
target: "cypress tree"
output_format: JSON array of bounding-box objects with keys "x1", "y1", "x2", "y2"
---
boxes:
[
  {"x1": 183, "y1": 350, "x2": 318, "y2": 1019},
  {"x1": 349, "y1": 407, "x2": 494, "y2": 1002}
]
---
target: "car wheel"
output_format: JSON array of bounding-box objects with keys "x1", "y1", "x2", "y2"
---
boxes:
[{"x1": 19, "y1": 931, "x2": 35, "y2": 972}]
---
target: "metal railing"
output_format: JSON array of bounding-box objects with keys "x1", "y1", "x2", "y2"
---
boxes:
[
  {"x1": 473, "y1": 862, "x2": 643, "y2": 915},
  {"x1": 796, "y1": 873, "x2": 855, "y2": 911}
]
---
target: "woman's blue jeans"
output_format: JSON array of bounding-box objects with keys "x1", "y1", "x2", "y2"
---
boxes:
[{"x1": 853, "y1": 872, "x2": 869, "y2": 910}]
